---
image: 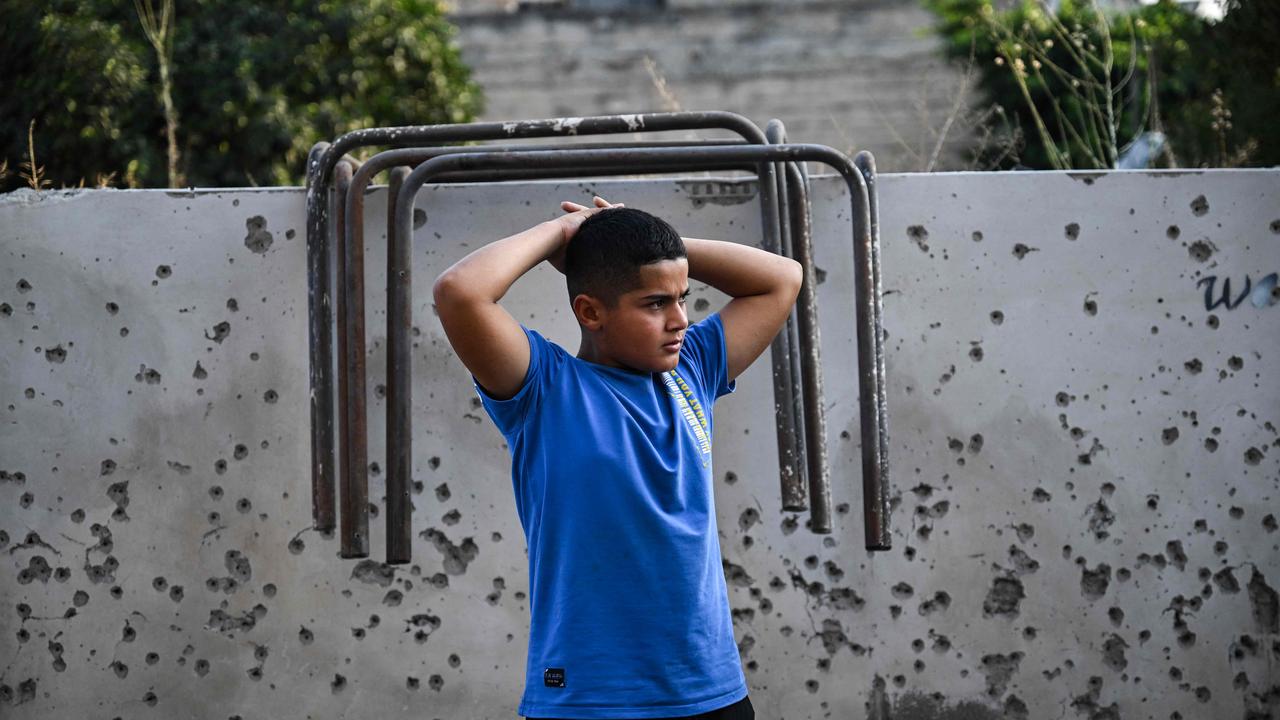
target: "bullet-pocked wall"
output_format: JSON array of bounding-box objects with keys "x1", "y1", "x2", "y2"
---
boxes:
[{"x1": 1, "y1": 169, "x2": 1277, "y2": 720}]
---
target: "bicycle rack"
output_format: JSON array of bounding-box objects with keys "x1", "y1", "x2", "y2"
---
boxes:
[
  {"x1": 306, "y1": 112, "x2": 799, "y2": 551},
  {"x1": 304, "y1": 115, "x2": 889, "y2": 563},
  {"x1": 389, "y1": 143, "x2": 889, "y2": 555}
]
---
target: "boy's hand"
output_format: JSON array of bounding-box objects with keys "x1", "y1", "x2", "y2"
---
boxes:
[{"x1": 546, "y1": 195, "x2": 623, "y2": 274}]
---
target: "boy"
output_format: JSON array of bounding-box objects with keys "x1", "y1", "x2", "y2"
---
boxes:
[{"x1": 432, "y1": 195, "x2": 802, "y2": 719}]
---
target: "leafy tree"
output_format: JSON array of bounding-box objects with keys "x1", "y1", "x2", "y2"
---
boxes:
[
  {"x1": 922, "y1": 0, "x2": 1277, "y2": 169},
  {"x1": 1, "y1": 0, "x2": 483, "y2": 190}
]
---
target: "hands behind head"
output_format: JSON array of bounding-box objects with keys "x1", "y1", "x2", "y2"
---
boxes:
[{"x1": 546, "y1": 195, "x2": 623, "y2": 274}]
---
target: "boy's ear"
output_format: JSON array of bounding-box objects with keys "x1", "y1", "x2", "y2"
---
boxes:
[{"x1": 572, "y1": 293, "x2": 606, "y2": 331}]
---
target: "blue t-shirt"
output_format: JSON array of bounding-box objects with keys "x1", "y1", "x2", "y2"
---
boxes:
[{"x1": 474, "y1": 311, "x2": 748, "y2": 719}]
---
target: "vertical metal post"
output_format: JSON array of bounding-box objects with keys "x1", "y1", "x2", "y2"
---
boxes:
[{"x1": 385, "y1": 166, "x2": 413, "y2": 565}]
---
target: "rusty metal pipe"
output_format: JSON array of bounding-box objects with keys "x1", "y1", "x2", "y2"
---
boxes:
[
  {"x1": 393, "y1": 144, "x2": 889, "y2": 550},
  {"x1": 784, "y1": 159, "x2": 832, "y2": 534},
  {"x1": 853, "y1": 152, "x2": 889, "y2": 547},
  {"x1": 385, "y1": 166, "x2": 414, "y2": 564},
  {"x1": 765, "y1": 121, "x2": 809, "y2": 514},
  {"x1": 349, "y1": 147, "x2": 762, "y2": 564},
  {"x1": 333, "y1": 160, "x2": 368, "y2": 558},
  {"x1": 307, "y1": 112, "x2": 790, "y2": 538}
]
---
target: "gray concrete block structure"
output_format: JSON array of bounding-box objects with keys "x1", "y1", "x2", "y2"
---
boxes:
[{"x1": 1, "y1": 168, "x2": 1278, "y2": 718}]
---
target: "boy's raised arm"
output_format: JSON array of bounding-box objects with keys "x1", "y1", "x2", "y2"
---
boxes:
[
  {"x1": 683, "y1": 237, "x2": 803, "y2": 383},
  {"x1": 431, "y1": 197, "x2": 615, "y2": 401}
]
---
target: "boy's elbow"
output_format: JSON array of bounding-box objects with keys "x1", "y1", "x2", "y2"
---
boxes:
[
  {"x1": 785, "y1": 258, "x2": 803, "y2": 296},
  {"x1": 432, "y1": 269, "x2": 469, "y2": 309}
]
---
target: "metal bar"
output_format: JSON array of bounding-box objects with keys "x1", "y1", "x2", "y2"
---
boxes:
[
  {"x1": 307, "y1": 114, "x2": 791, "y2": 535},
  {"x1": 853, "y1": 151, "x2": 889, "y2": 549},
  {"x1": 334, "y1": 160, "x2": 368, "y2": 557},
  {"x1": 784, "y1": 159, "x2": 832, "y2": 534},
  {"x1": 386, "y1": 166, "x2": 413, "y2": 565},
  {"x1": 306, "y1": 142, "x2": 332, "y2": 530},
  {"x1": 765, "y1": 121, "x2": 809, "y2": 514},
  {"x1": 347, "y1": 145, "x2": 762, "y2": 566},
  {"x1": 321, "y1": 118, "x2": 790, "y2": 565},
  {"x1": 393, "y1": 144, "x2": 889, "y2": 550}
]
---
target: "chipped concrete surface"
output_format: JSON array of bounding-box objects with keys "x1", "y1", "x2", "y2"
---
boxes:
[{"x1": 1, "y1": 170, "x2": 1278, "y2": 719}]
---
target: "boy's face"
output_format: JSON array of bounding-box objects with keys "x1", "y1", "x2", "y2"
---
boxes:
[{"x1": 585, "y1": 258, "x2": 690, "y2": 374}]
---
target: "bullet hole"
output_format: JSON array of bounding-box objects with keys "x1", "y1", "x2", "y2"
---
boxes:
[
  {"x1": 805, "y1": 679, "x2": 820, "y2": 693},
  {"x1": 407, "y1": 676, "x2": 420, "y2": 690},
  {"x1": 17, "y1": 278, "x2": 32, "y2": 292},
  {"x1": 155, "y1": 264, "x2": 172, "y2": 280},
  {"x1": 411, "y1": 480, "x2": 423, "y2": 494},
  {"x1": 693, "y1": 297, "x2": 711, "y2": 313},
  {"x1": 442, "y1": 509, "x2": 461, "y2": 526},
  {"x1": 1011, "y1": 243, "x2": 1037, "y2": 259},
  {"x1": 1162, "y1": 427, "x2": 1180, "y2": 445},
  {"x1": 724, "y1": 471, "x2": 738, "y2": 485},
  {"x1": 824, "y1": 560, "x2": 844, "y2": 581},
  {"x1": 263, "y1": 389, "x2": 278, "y2": 403},
  {"x1": 233, "y1": 443, "x2": 248, "y2": 460},
  {"x1": 434, "y1": 482, "x2": 450, "y2": 502},
  {"x1": 234, "y1": 498, "x2": 251, "y2": 513},
  {"x1": 413, "y1": 209, "x2": 428, "y2": 230},
  {"x1": 134, "y1": 364, "x2": 162, "y2": 384},
  {"x1": 1244, "y1": 447, "x2": 1263, "y2": 465},
  {"x1": 1227, "y1": 355, "x2": 1243, "y2": 371},
  {"x1": 989, "y1": 310, "x2": 1003, "y2": 325},
  {"x1": 421, "y1": 528, "x2": 480, "y2": 575},
  {"x1": 1081, "y1": 563, "x2": 1111, "y2": 601},
  {"x1": 738, "y1": 507, "x2": 760, "y2": 531},
  {"x1": 351, "y1": 627, "x2": 366, "y2": 640},
  {"x1": 1190, "y1": 194, "x2": 1208, "y2": 216},
  {"x1": 120, "y1": 327, "x2": 128, "y2": 337},
  {"x1": 907, "y1": 225, "x2": 929, "y2": 252},
  {"x1": 374, "y1": 384, "x2": 386, "y2": 399},
  {"x1": 225, "y1": 550, "x2": 252, "y2": 583},
  {"x1": 969, "y1": 342, "x2": 983, "y2": 361},
  {"x1": 1064, "y1": 222, "x2": 1080, "y2": 240},
  {"x1": 813, "y1": 266, "x2": 827, "y2": 285},
  {"x1": 44, "y1": 344, "x2": 67, "y2": 363},
  {"x1": 428, "y1": 674, "x2": 444, "y2": 691},
  {"x1": 111, "y1": 660, "x2": 128, "y2": 678},
  {"x1": 1188, "y1": 239, "x2": 1215, "y2": 262},
  {"x1": 351, "y1": 559, "x2": 396, "y2": 587},
  {"x1": 382, "y1": 589, "x2": 404, "y2": 607},
  {"x1": 205, "y1": 321, "x2": 231, "y2": 344},
  {"x1": 122, "y1": 624, "x2": 136, "y2": 642},
  {"x1": 226, "y1": 298, "x2": 239, "y2": 312},
  {"x1": 244, "y1": 216, "x2": 274, "y2": 254},
  {"x1": 19, "y1": 491, "x2": 34, "y2": 509},
  {"x1": 492, "y1": 531, "x2": 503, "y2": 542},
  {"x1": 72, "y1": 590, "x2": 90, "y2": 607},
  {"x1": 169, "y1": 585, "x2": 184, "y2": 602},
  {"x1": 971, "y1": 230, "x2": 984, "y2": 242},
  {"x1": 968, "y1": 434, "x2": 984, "y2": 453},
  {"x1": 1206, "y1": 313, "x2": 1219, "y2": 329},
  {"x1": 246, "y1": 666, "x2": 263, "y2": 681},
  {"x1": 215, "y1": 459, "x2": 227, "y2": 475},
  {"x1": 429, "y1": 573, "x2": 449, "y2": 589},
  {"x1": 288, "y1": 537, "x2": 305, "y2": 554}
]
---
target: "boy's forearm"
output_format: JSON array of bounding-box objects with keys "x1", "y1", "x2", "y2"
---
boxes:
[
  {"x1": 682, "y1": 237, "x2": 802, "y2": 298},
  {"x1": 434, "y1": 221, "x2": 561, "y2": 303}
]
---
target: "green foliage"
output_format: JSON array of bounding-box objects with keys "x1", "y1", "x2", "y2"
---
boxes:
[
  {"x1": 1, "y1": 0, "x2": 483, "y2": 189},
  {"x1": 922, "y1": 0, "x2": 1278, "y2": 169}
]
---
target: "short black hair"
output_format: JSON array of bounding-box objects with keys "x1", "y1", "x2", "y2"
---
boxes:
[{"x1": 565, "y1": 207, "x2": 686, "y2": 307}]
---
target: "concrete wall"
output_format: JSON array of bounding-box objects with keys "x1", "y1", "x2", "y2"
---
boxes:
[
  {"x1": 1, "y1": 168, "x2": 1278, "y2": 719},
  {"x1": 444, "y1": 0, "x2": 979, "y2": 173}
]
